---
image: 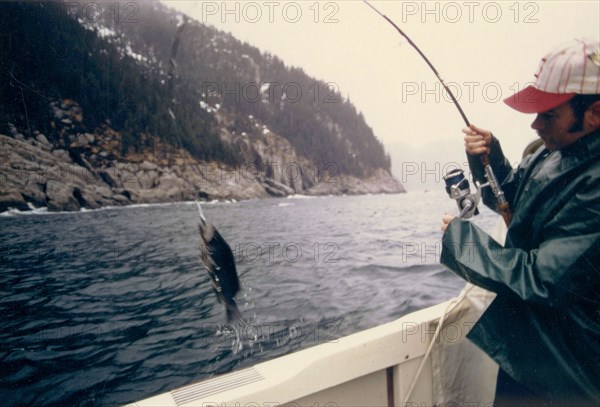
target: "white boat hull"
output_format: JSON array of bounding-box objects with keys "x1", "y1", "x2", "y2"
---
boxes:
[{"x1": 130, "y1": 297, "x2": 497, "y2": 406}]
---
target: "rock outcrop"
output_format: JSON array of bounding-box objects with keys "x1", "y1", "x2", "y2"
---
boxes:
[{"x1": 0, "y1": 100, "x2": 404, "y2": 213}]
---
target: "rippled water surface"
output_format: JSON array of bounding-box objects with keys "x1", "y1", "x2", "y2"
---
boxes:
[{"x1": 0, "y1": 192, "x2": 498, "y2": 406}]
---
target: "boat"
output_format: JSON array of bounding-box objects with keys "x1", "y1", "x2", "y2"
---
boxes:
[{"x1": 130, "y1": 223, "x2": 507, "y2": 407}]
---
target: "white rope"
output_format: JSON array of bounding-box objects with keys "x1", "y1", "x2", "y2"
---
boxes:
[{"x1": 402, "y1": 284, "x2": 475, "y2": 404}]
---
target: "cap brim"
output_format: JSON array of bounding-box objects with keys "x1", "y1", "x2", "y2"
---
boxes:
[{"x1": 503, "y1": 86, "x2": 576, "y2": 113}]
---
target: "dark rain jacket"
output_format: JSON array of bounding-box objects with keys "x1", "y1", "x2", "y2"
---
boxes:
[{"x1": 440, "y1": 130, "x2": 600, "y2": 403}]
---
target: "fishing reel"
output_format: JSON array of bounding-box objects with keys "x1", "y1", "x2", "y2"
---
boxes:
[{"x1": 443, "y1": 168, "x2": 486, "y2": 219}]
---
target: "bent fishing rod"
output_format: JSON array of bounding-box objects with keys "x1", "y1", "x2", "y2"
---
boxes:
[{"x1": 363, "y1": 0, "x2": 512, "y2": 226}]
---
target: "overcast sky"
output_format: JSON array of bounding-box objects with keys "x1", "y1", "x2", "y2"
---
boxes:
[{"x1": 164, "y1": 0, "x2": 599, "y2": 167}]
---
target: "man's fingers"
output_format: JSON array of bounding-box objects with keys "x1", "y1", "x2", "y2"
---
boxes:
[
  {"x1": 463, "y1": 124, "x2": 492, "y2": 141},
  {"x1": 441, "y1": 213, "x2": 456, "y2": 232},
  {"x1": 464, "y1": 136, "x2": 490, "y2": 155},
  {"x1": 463, "y1": 125, "x2": 492, "y2": 156}
]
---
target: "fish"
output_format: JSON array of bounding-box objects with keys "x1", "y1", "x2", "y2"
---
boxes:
[{"x1": 196, "y1": 201, "x2": 243, "y2": 323}]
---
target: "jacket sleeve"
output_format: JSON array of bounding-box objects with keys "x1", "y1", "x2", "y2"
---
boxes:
[
  {"x1": 466, "y1": 135, "x2": 516, "y2": 211},
  {"x1": 440, "y1": 181, "x2": 600, "y2": 308}
]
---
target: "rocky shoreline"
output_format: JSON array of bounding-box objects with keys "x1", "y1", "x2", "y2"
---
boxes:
[{"x1": 1, "y1": 102, "x2": 404, "y2": 213}]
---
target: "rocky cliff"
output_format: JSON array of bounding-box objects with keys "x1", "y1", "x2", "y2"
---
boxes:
[{"x1": 0, "y1": 100, "x2": 404, "y2": 213}]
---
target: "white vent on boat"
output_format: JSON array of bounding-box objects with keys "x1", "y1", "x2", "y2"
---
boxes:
[{"x1": 170, "y1": 367, "x2": 265, "y2": 406}]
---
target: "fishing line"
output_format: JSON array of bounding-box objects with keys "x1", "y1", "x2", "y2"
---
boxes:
[
  {"x1": 7, "y1": 71, "x2": 42, "y2": 139},
  {"x1": 362, "y1": 0, "x2": 470, "y2": 127}
]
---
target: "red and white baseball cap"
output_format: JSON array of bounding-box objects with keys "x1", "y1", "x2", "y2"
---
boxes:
[{"x1": 504, "y1": 38, "x2": 600, "y2": 113}]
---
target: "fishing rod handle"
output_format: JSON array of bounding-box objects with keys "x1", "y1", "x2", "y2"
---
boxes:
[{"x1": 480, "y1": 154, "x2": 512, "y2": 226}]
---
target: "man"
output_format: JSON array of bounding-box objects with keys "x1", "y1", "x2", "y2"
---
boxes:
[{"x1": 440, "y1": 38, "x2": 600, "y2": 406}]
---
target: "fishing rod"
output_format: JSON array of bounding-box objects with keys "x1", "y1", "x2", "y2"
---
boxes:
[{"x1": 363, "y1": 0, "x2": 511, "y2": 226}]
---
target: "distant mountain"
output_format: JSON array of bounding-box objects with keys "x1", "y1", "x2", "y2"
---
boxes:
[
  {"x1": 0, "y1": 0, "x2": 392, "y2": 178},
  {"x1": 0, "y1": 1, "x2": 403, "y2": 212}
]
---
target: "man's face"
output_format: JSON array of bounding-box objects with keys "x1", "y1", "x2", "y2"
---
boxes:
[{"x1": 531, "y1": 101, "x2": 589, "y2": 151}]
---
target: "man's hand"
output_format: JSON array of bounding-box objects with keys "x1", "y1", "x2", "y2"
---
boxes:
[
  {"x1": 463, "y1": 124, "x2": 493, "y2": 156},
  {"x1": 441, "y1": 213, "x2": 456, "y2": 232}
]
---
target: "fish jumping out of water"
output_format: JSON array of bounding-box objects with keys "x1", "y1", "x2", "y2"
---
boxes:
[{"x1": 196, "y1": 201, "x2": 243, "y2": 323}]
